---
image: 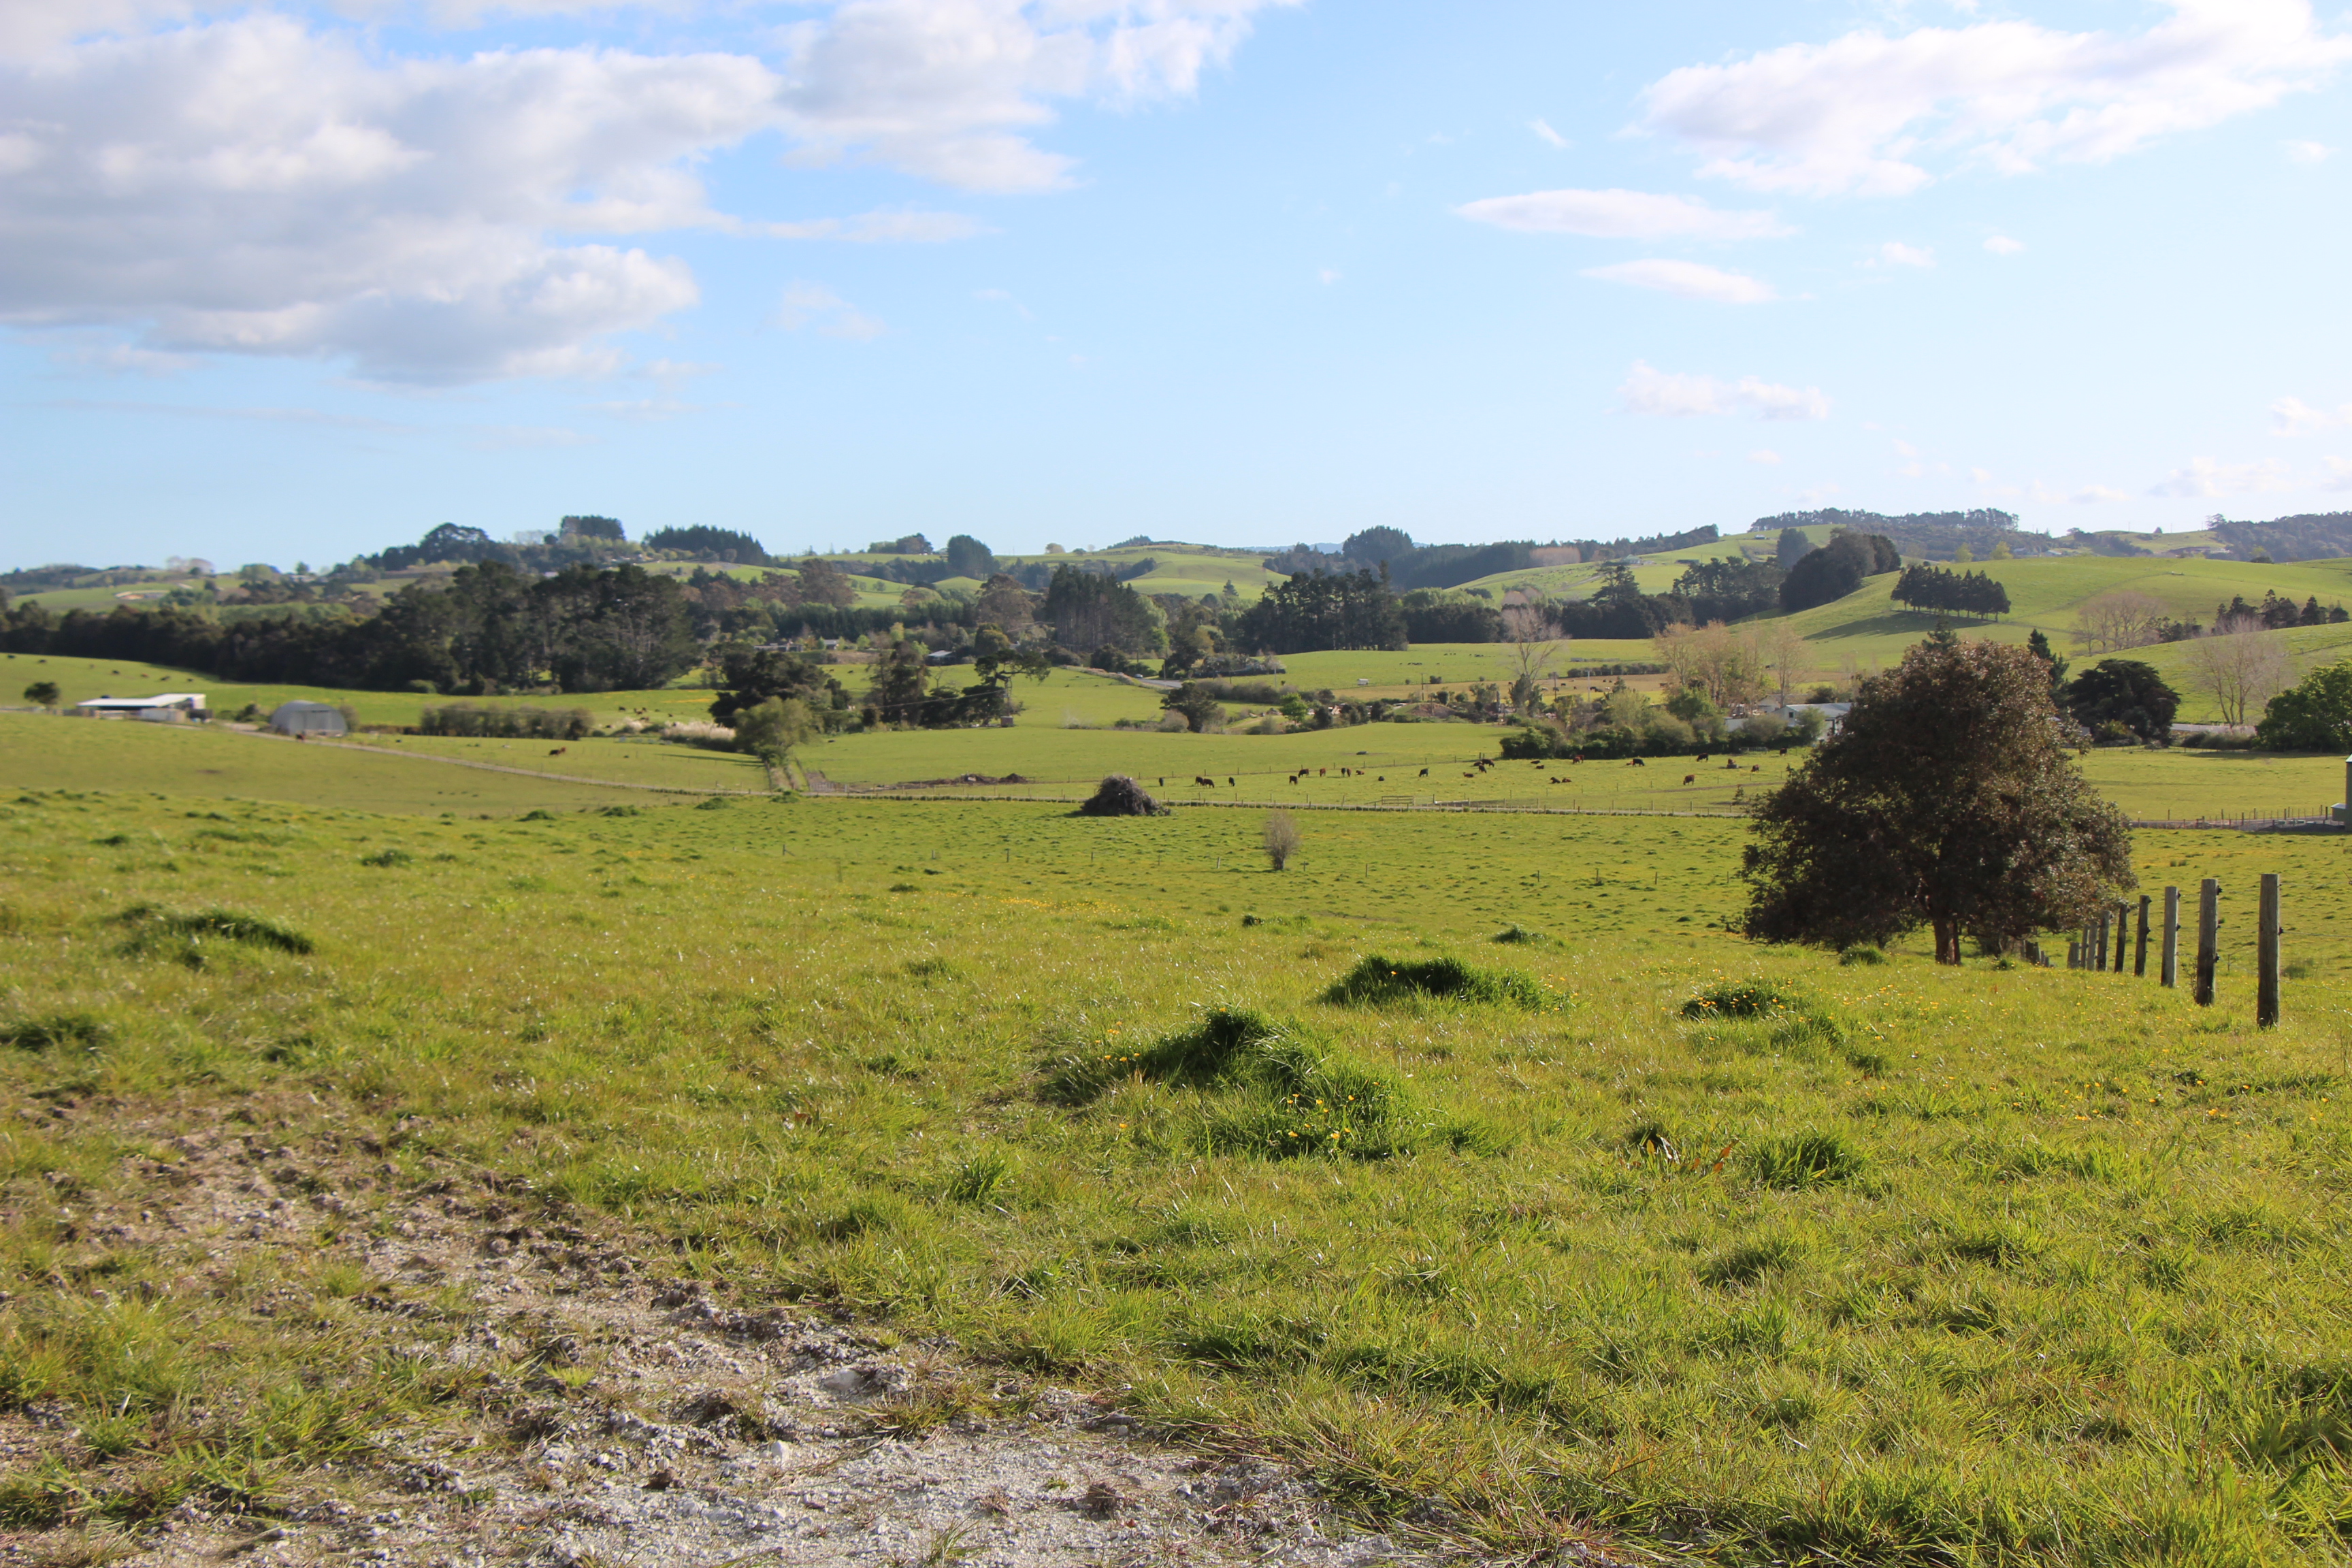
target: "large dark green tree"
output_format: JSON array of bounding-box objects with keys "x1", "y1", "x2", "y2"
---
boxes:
[
  {"x1": 2067, "y1": 659, "x2": 2178, "y2": 742},
  {"x1": 1778, "y1": 530, "x2": 1901, "y2": 613},
  {"x1": 1742, "y1": 638, "x2": 2134, "y2": 964},
  {"x1": 2254, "y1": 659, "x2": 2352, "y2": 751}
]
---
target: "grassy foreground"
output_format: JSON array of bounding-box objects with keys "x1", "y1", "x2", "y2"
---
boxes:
[{"x1": 5, "y1": 785, "x2": 2352, "y2": 1563}]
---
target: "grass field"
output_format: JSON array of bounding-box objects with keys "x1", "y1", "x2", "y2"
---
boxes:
[{"x1": 6, "y1": 779, "x2": 2352, "y2": 1564}]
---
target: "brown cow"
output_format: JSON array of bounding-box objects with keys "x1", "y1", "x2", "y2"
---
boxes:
[
  {"x1": 549, "y1": 747, "x2": 568, "y2": 755},
  {"x1": 1682, "y1": 774, "x2": 1695, "y2": 785}
]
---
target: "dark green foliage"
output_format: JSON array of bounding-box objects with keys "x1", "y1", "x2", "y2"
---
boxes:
[
  {"x1": 419, "y1": 705, "x2": 593, "y2": 740},
  {"x1": 1742, "y1": 637, "x2": 2132, "y2": 963},
  {"x1": 599, "y1": 805, "x2": 641, "y2": 817},
  {"x1": 1780, "y1": 530, "x2": 1901, "y2": 613},
  {"x1": 1323, "y1": 955, "x2": 1544, "y2": 1008},
  {"x1": 560, "y1": 514, "x2": 625, "y2": 541},
  {"x1": 1042, "y1": 566, "x2": 1162, "y2": 656},
  {"x1": 1894, "y1": 563, "x2": 2011, "y2": 619},
  {"x1": 1, "y1": 1011, "x2": 108, "y2": 1052},
  {"x1": 1674, "y1": 556, "x2": 1785, "y2": 623},
  {"x1": 519, "y1": 809, "x2": 557, "y2": 821},
  {"x1": 1235, "y1": 568, "x2": 1406, "y2": 653},
  {"x1": 359, "y1": 848, "x2": 412, "y2": 867},
  {"x1": 2067, "y1": 659, "x2": 2179, "y2": 743},
  {"x1": 1838, "y1": 945, "x2": 1888, "y2": 966},
  {"x1": 641, "y1": 525, "x2": 770, "y2": 564},
  {"x1": 1491, "y1": 924, "x2": 1546, "y2": 945},
  {"x1": 1398, "y1": 590, "x2": 1503, "y2": 644},
  {"x1": 1749, "y1": 1131, "x2": 1864, "y2": 1189},
  {"x1": 116, "y1": 902, "x2": 314, "y2": 958},
  {"x1": 1160, "y1": 683, "x2": 1226, "y2": 732},
  {"x1": 1341, "y1": 527, "x2": 1414, "y2": 567},
  {"x1": 944, "y1": 535, "x2": 998, "y2": 578},
  {"x1": 2255, "y1": 659, "x2": 2352, "y2": 751},
  {"x1": 693, "y1": 796, "x2": 731, "y2": 811},
  {"x1": 1776, "y1": 527, "x2": 1813, "y2": 568}
]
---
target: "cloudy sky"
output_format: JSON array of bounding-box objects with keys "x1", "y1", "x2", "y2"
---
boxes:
[{"x1": 3, "y1": 0, "x2": 2349, "y2": 568}]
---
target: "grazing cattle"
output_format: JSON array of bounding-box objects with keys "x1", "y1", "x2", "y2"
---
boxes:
[
  {"x1": 1158, "y1": 779, "x2": 1166, "y2": 787},
  {"x1": 1463, "y1": 772, "x2": 1474, "y2": 779},
  {"x1": 1629, "y1": 757, "x2": 1646, "y2": 768},
  {"x1": 1682, "y1": 774, "x2": 1696, "y2": 785},
  {"x1": 1417, "y1": 767, "x2": 1428, "y2": 778},
  {"x1": 1695, "y1": 753, "x2": 1710, "y2": 764},
  {"x1": 1195, "y1": 775, "x2": 1215, "y2": 787},
  {"x1": 1227, "y1": 777, "x2": 1235, "y2": 787},
  {"x1": 1751, "y1": 765, "x2": 1762, "y2": 772},
  {"x1": 549, "y1": 747, "x2": 568, "y2": 755}
]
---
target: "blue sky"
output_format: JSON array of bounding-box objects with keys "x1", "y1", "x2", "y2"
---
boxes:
[{"x1": 3, "y1": 0, "x2": 2350, "y2": 570}]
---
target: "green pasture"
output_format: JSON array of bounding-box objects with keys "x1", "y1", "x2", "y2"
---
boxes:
[
  {"x1": 0, "y1": 651, "x2": 727, "y2": 728},
  {"x1": 335, "y1": 731, "x2": 771, "y2": 793},
  {"x1": 0, "y1": 712, "x2": 653, "y2": 814},
  {"x1": 6, "y1": 786, "x2": 2352, "y2": 1563}
]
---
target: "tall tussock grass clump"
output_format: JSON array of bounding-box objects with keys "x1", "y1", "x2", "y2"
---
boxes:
[
  {"x1": 1322, "y1": 955, "x2": 1543, "y2": 1008},
  {"x1": 1044, "y1": 1008, "x2": 1488, "y2": 1160},
  {"x1": 419, "y1": 704, "x2": 593, "y2": 740},
  {"x1": 0, "y1": 1012, "x2": 109, "y2": 1053},
  {"x1": 115, "y1": 902, "x2": 314, "y2": 960}
]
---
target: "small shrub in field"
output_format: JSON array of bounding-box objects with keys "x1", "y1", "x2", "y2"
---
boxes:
[
  {"x1": 520, "y1": 809, "x2": 557, "y2": 821},
  {"x1": 1, "y1": 1012, "x2": 109, "y2": 1053},
  {"x1": 359, "y1": 848, "x2": 412, "y2": 867},
  {"x1": 1323, "y1": 955, "x2": 1544, "y2": 1008},
  {"x1": 1075, "y1": 775, "x2": 1166, "y2": 817},
  {"x1": 600, "y1": 805, "x2": 641, "y2": 818},
  {"x1": 1681, "y1": 980, "x2": 1810, "y2": 1019},
  {"x1": 1262, "y1": 808, "x2": 1300, "y2": 870},
  {"x1": 116, "y1": 902, "x2": 314, "y2": 956},
  {"x1": 1749, "y1": 1131, "x2": 1864, "y2": 1190},
  {"x1": 693, "y1": 796, "x2": 731, "y2": 811},
  {"x1": 1840, "y1": 945, "x2": 1888, "y2": 966},
  {"x1": 1492, "y1": 924, "x2": 1546, "y2": 945}
]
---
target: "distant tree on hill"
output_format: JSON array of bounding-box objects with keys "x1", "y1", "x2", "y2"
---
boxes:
[
  {"x1": 788, "y1": 555, "x2": 858, "y2": 608},
  {"x1": 945, "y1": 535, "x2": 998, "y2": 578},
  {"x1": 642, "y1": 525, "x2": 772, "y2": 565},
  {"x1": 561, "y1": 515, "x2": 625, "y2": 540},
  {"x1": 868, "y1": 640, "x2": 930, "y2": 725},
  {"x1": 23, "y1": 680, "x2": 59, "y2": 708},
  {"x1": 1741, "y1": 638, "x2": 2133, "y2": 963},
  {"x1": 866, "y1": 534, "x2": 933, "y2": 555},
  {"x1": 2066, "y1": 659, "x2": 2179, "y2": 743},
  {"x1": 1235, "y1": 568, "x2": 1405, "y2": 652},
  {"x1": 2071, "y1": 589, "x2": 2168, "y2": 653},
  {"x1": 1780, "y1": 532, "x2": 1898, "y2": 613},
  {"x1": 1776, "y1": 527, "x2": 1812, "y2": 568},
  {"x1": 1043, "y1": 564, "x2": 1162, "y2": 654},
  {"x1": 1342, "y1": 527, "x2": 1414, "y2": 566},
  {"x1": 1892, "y1": 563, "x2": 2010, "y2": 619}
]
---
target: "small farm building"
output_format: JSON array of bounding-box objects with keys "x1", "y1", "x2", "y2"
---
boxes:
[
  {"x1": 74, "y1": 693, "x2": 207, "y2": 723},
  {"x1": 269, "y1": 701, "x2": 348, "y2": 737}
]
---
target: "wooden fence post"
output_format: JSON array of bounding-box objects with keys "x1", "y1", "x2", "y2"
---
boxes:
[
  {"x1": 2258, "y1": 872, "x2": 2281, "y2": 1028},
  {"x1": 2095, "y1": 910, "x2": 2110, "y2": 972},
  {"x1": 2113, "y1": 904, "x2": 2130, "y2": 973},
  {"x1": 2134, "y1": 895, "x2": 2151, "y2": 977},
  {"x1": 2194, "y1": 879, "x2": 2219, "y2": 1007},
  {"x1": 2160, "y1": 886, "x2": 2180, "y2": 987},
  {"x1": 2068, "y1": 940, "x2": 2081, "y2": 969}
]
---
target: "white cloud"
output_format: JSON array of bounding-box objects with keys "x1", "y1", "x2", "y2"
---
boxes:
[
  {"x1": 2324, "y1": 457, "x2": 2352, "y2": 491},
  {"x1": 1530, "y1": 118, "x2": 1568, "y2": 149},
  {"x1": 2271, "y1": 395, "x2": 2352, "y2": 435},
  {"x1": 2148, "y1": 456, "x2": 2292, "y2": 497},
  {"x1": 0, "y1": 2, "x2": 1287, "y2": 380},
  {"x1": 774, "y1": 281, "x2": 884, "y2": 340},
  {"x1": 2071, "y1": 485, "x2": 2130, "y2": 504},
  {"x1": 1984, "y1": 234, "x2": 2026, "y2": 254},
  {"x1": 1639, "y1": 0, "x2": 2352, "y2": 197},
  {"x1": 1747, "y1": 448, "x2": 1782, "y2": 465},
  {"x1": 1893, "y1": 439, "x2": 1918, "y2": 457},
  {"x1": 1455, "y1": 187, "x2": 1788, "y2": 240},
  {"x1": 774, "y1": 0, "x2": 1298, "y2": 193},
  {"x1": 1582, "y1": 259, "x2": 1778, "y2": 304},
  {"x1": 1316, "y1": 267, "x2": 1340, "y2": 285},
  {"x1": 1617, "y1": 360, "x2": 1830, "y2": 421},
  {"x1": 2285, "y1": 138, "x2": 2334, "y2": 163},
  {"x1": 1879, "y1": 240, "x2": 1934, "y2": 267}
]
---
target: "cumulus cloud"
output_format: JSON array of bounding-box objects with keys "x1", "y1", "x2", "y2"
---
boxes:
[
  {"x1": 1455, "y1": 187, "x2": 1788, "y2": 240},
  {"x1": 2325, "y1": 457, "x2": 2352, "y2": 491},
  {"x1": 1984, "y1": 234, "x2": 2025, "y2": 254},
  {"x1": 2148, "y1": 456, "x2": 2292, "y2": 497},
  {"x1": 2284, "y1": 138, "x2": 2334, "y2": 163},
  {"x1": 774, "y1": 281, "x2": 884, "y2": 340},
  {"x1": 774, "y1": 0, "x2": 1297, "y2": 192},
  {"x1": 2271, "y1": 395, "x2": 2352, "y2": 435},
  {"x1": 1582, "y1": 259, "x2": 1778, "y2": 304},
  {"x1": 1617, "y1": 360, "x2": 1829, "y2": 421},
  {"x1": 1878, "y1": 240, "x2": 1934, "y2": 266},
  {"x1": 1638, "y1": 0, "x2": 2352, "y2": 197},
  {"x1": 0, "y1": 1, "x2": 1289, "y2": 380}
]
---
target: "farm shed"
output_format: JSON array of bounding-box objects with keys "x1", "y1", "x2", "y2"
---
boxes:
[
  {"x1": 268, "y1": 700, "x2": 348, "y2": 737},
  {"x1": 74, "y1": 692, "x2": 208, "y2": 723}
]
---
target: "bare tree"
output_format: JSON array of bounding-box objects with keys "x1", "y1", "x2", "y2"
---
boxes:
[
  {"x1": 1262, "y1": 808, "x2": 1301, "y2": 871},
  {"x1": 1757, "y1": 620, "x2": 1810, "y2": 704},
  {"x1": 2071, "y1": 589, "x2": 2170, "y2": 653},
  {"x1": 2180, "y1": 628, "x2": 2293, "y2": 727},
  {"x1": 1502, "y1": 602, "x2": 1563, "y2": 714},
  {"x1": 1656, "y1": 620, "x2": 1768, "y2": 709}
]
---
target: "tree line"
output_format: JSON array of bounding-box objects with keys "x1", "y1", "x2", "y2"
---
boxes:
[{"x1": 1891, "y1": 564, "x2": 2012, "y2": 619}]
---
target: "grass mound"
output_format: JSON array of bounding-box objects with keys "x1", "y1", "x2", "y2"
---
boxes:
[
  {"x1": 1322, "y1": 955, "x2": 1543, "y2": 1008},
  {"x1": 1491, "y1": 924, "x2": 1546, "y2": 945},
  {"x1": 1838, "y1": 944, "x2": 1888, "y2": 966},
  {"x1": 1043, "y1": 1008, "x2": 1482, "y2": 1160},
  {"x1": 116, "y1": 902, "x2": 314, "y2": 960},
  {"x1": 1750, "y1": 1130, "x2": 1865, "y2": 1190},
  {"x1": 1, "y1": 1011, "x2": 109, "y2": 1053},
  {"x1": 1682, "y1": 979, "x2": 1812, "y2": 1019},
  {"x1": 359, "y1": 848, "x2": 412, "y2": 867}
]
